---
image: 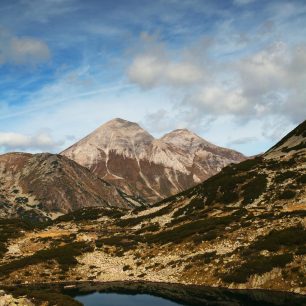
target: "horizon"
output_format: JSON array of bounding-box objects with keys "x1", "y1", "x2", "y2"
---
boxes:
[{"x1": 1, "y1": 0, "x2": 306, "y2": 156}]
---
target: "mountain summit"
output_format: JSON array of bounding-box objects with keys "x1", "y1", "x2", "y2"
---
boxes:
[{"x1": 61, "y1": 118, "x2": 246, "y2": 202}]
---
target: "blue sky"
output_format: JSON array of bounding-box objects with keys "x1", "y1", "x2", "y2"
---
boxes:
[{"x1": 0, "y1": 0, "x2": 306, "y2": 155}]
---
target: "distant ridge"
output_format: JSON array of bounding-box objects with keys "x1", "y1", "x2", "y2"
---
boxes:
[
  {"x1": 61, "y1": 118, "x2": 246, "y2": 203},
  {"x1": 0, "y1": 152, "x2": 145, "y2": 221}
]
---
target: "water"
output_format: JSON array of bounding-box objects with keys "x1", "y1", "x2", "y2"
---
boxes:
[
  {"x1": 67, "y1": 282, "x2": 306, "y2": 306},
  {"x1": 75, "y1": 292, "x2": 183, "y2": 306}
]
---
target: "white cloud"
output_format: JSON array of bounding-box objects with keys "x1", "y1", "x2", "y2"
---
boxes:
[
  {"x1": 187, "y1": 86, "x2": 249, "y2": 115},
  {"x1": 127, "y1": 35, "x2": 206, "y2": 89},
  {"x1": 178, "y1": 43, "x2": 306, "y2": 127},
  {"x1": 236, "y1": 42, "x2": 306, "y2": 121},
  {"x1": 127, "y1": 34, "x2": 306, "y2": 150},
  {"x1": 0, "y1": 28, "x2": 50, "y2": 65},
  {"x1": 128, "y1": 54, "x2": 203, "y2": 88},
  {"x1": 0, "y1": 131, "x2": 63, "y2": 152}
]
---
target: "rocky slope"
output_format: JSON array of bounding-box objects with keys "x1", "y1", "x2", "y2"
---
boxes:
[
  {"x1": 0, "y1": 152, "x2": 144, "y2": 221},
  {"x1": 61, "y1": 118, "x2": 245, "y2": 203},
  {"x1": 0, "y1": 120, "x2": 304, "y2": 296}
]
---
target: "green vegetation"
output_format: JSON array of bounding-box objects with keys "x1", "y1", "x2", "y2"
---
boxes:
[
  {"x1": 135, "y1": 222, "x2": 160, "y2": 234},
  {"x1": 282, "y1": 141, "x2": 306, "y2": 153},
  {"x1": 221, "y1": 225, "x2": 304, "y2": 283},
  {"x1": 242, "y1": 174, "x2": 267, "y2": 204},
  {"x1": 95, "y1": 235, "x2": 138, "y2": 252},
  {"x1": 144, "y1": 211, "x2": 244, "y2": 244},
  {"x1": 296, "y1": 245, "x2": 306, "y2": 255},
  {"x1": 297, "y1": 173, "x2": 306, "y2": 184},
  {"x1": 267, "y1": 120, "x2": 306, "y2": 152},
  {"x1": 0, "y1": 219, "x2": 34, "y2": 257},
  {"x1": 232, "y1": 157, "x2": 262, "y2": 172},
  {"x1": 274, "y1": 171, "x2": 297, "y2": 183},
  {"x1": 123, "y1": 264, "x2": 132, "y2": 271},
  {"x1": 0, "y1": 242, "x2": 93, "y2": 276},
  {"x1": 56, "y1": 207, "x2": 123, "y2": 222},
  {"x1": 15, "y1": 197, "x2": 29, "y2": 204},
  {"x1": 278, "y1": 189, "x2": 296, "y2": 199},
  {"x1": 221, "y1": 254, "x2": 293, "y2": 283},
  {"x1": 117, "y1": 205, "x2": 172, "y2": 227},
  {"x1": 190, "y1": 251, "x2": 217, "y2": 264},
  {"x1": 246, "y1": 226, "x2": 306, "y2": 252}
]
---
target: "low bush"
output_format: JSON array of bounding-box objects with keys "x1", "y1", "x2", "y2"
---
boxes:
[
  {"x1": 144, "y1": 213, "x2": 242, "y2": 244},
  {"x1": 297, "y1": 174, "x2": 306, "y2": 184},
  {"x1": 56, "y1": 207, "x2": 123, "y2": 222},
  {"x1": 242, "y1": 174, "x2": 267, "y2": 204},
  {"x1": 274, "y1": 171, "x2": 297, "y2": 183},
  {"x1": 0, "y1": 241, "x2": 93, "y2": 275},
  {"x1": 221, "y1": 254, "x2": 293, "y2": 283},
  {"x1": 0, "y1": 219, "x2": 34, "y2": 257},
  {"x1": 245, "y1": 226, "x2": 306, "y2": 253},
  {"x1": 278, "y1": 189, "x2": 296, "y2": 199},
  {"x1": 190, "y1": 251, "x2": 217, "y2": 264}
]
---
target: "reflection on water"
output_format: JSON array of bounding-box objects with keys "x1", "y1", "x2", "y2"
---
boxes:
[
  {"x1": 65, "y1": 282, "x2": 306, "y2": 306},
  {"x1": 75, "y1": 292, "x2": 183, "y2": 306}
]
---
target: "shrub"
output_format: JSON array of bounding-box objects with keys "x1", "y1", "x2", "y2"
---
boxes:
[
  {"x1": 95, "y1": 235, "x2": 138, "y2": 251},
  {"x1": 15, "y1": 197, "x2": 29, "y2": 204},
  {"x1": 0, "y1": 241, "x2": 93, "y2": 275},
  {"x1": 279, "y1": 189, "x2": 296, "y2": 199},
  {"x1": 190, "y1": 251, "x2": 217, "y2": 264},
  {"x1": 246, "y1": 226, "x2": 306, "y2": 252},
  {"x1": 144, "y1": 213, "x2": 241, "y2": 244},
  {"x1": 233, "y1": 157, "x2": 262, "y2": 172},
  {"x1": 297, "y1": 174, "x2": 306, "y2": 184},
  {"x1": 0, "y1": 219, "x2": 34, "y2": 257},
  {"x1": 242, "y1": 174, "x2": 267, "y2": 204},
  {"x1": 296, "y1": 245, "x2": 306, "y2": 255},
  {"x1": 274, "y1": 171, "x2": 297, "y2": 183},
  {"x1": 221, "y1": 254, "x2": 293, "y2": 283},
  {"x1": 56, "y1": 207, "x2": 123, "y2": 222},
  {"x1": 123, "y1": 265, "x2": 131, "y2": 271}
]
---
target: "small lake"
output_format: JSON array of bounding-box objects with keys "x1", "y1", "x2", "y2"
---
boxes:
[
  {"x1": 74, "y1": 292, "x2": 184, "y2": 306},
  {"x1": 65, "y1": 282, "x2": 306, "y2": 306}
]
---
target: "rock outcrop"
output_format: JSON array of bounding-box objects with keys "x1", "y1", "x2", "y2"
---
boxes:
[
  {"x1": 62, "y1": 118, "x2": 245, "y2": 203},
  {"x1": 0, "y1": 152, "x2": 144, "y2": 220}
]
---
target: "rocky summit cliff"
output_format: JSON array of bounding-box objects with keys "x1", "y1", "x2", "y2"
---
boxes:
[
  {"x1": 61, "y1": 118, "x2": 245, "y2": 203},
  {"x1": 0, "y1": 120, "x2": 305, "y2": 296},
  {"x1": 0, "y1": 152, "x2": 144, "y2": 221}
]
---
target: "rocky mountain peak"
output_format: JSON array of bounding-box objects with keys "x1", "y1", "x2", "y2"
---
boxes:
[
  {"x1": 87, "y1": 118, "x2": 154, "y2": 145},
  {"x1": 161, "y1": 128, "x2": 214, "y2": 151},
  {"x1": 61, "y1": 118, "x2": 246, "y2": 203},
  {"x1": 103, "y1": 118, "x2": 142, "y2": 129}
]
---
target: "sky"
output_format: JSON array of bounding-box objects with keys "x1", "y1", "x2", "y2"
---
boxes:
[{"x1": 0, "y1": 0, "x2": 305, "y2": 156}]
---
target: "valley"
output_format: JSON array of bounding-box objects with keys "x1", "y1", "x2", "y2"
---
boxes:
[{"x1": 0, "y1": 120, "x2": 305, "y2": 305}]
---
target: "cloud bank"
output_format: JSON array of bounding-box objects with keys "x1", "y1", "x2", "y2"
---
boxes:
[
  {"x1": 127, "y1": 35, "x2": 306, "y2": 131},
  {"x1": 0, "y1": 28, "x2": 50, "y2": 65},
  {"x1": 0, "y1": 131, "x2": 63, "y2": 152}
]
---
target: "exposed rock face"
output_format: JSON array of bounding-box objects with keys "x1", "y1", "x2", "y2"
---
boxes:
[
  {"x1": 0, "y1": 152, "x2": 144, "y2": 220},
  {"x1": 0, "y1": 120, "x2": 305, "y2": 295},
  {"x1": 61, "y1": 118, "x2": 246, "y2": 203}
]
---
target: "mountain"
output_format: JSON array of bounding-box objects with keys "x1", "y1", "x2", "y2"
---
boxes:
[
  {"x1": 0, "y1": 152, "x2": 144, "y2": 221},
  {"x1": 0, "y1": 120, "x2": 305, "y2": 296},
  {"x1": 61, "y1": 118, "x2": 246, "y2": 203}
]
